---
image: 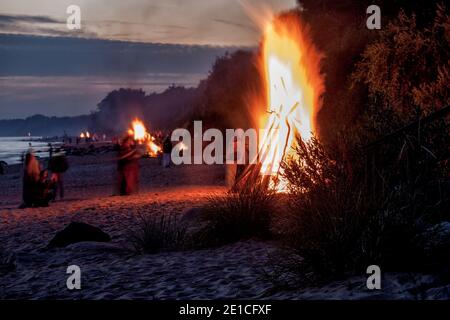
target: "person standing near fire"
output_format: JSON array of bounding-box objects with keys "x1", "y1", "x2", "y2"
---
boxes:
[
  {"x1": 20, "y1": 150, "x2": 41, "y2": 208},
  {"x1": 162, "y1": 135, "x2": 172, "y2": 168},
  {"x1": 117, "y1": 135, "x2": 141, "y2": 195},
  {"x1": 48, "y1": 149, "x2": 69, "y2": 200}
]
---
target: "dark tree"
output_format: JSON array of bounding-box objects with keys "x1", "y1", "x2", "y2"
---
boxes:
[
  {"x1": 186, "y1": 50, "x2": 264, "y2": 131},
  {"x1": 91, "y1": 88, "x2": 146, "y2": 135}
]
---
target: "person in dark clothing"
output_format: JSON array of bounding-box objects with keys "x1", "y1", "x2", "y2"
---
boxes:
[
  {"x1": 48, "y1": 143, "x2": 53, "y2": 159},
  {"x1": 34, "y1": 170, "x2": 55, "y2": 207},
  {"x1": 21, "y1": 151, "x2": 41, "y2": 208},
  {"x1": 48, "y1": 150, "x2": 69, "y2": 200},
  {"x1": 0, "y1": 160, "x2": 6, "y2": 175},
  {"x1": 162, "y1": 135, "x2": 172, "y2": 168},
  {"x1": 117, "y1": 136, "x2": 141, "y2": 195}
]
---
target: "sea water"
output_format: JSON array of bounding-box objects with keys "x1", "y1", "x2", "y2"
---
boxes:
[{"x1": 0, "y1": 137, "x2": 56, "y2": 165}]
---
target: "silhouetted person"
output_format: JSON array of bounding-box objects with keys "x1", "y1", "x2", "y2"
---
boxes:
[
  {"x1": 62, "y1": 131, "x2": 68, "y2": 144},
  {"x1": 162, "y1": 135, "x2": 172, "y2": 168},
  {"x1": 21, "y1": 151, "x2": 41, "y2": 208},
  {"x1": 0, "y1": 160, "x2": 7, "y2": 175},
  {"x1": 48, "y1": 150, "x2": 69, "y2": 200},
  {"x1": 34, "y1": 170, "x2": 55, "y2": 207},
  {"x1": 48, "y1": 143, "x2": 53, "y2": 159},
  {"x1": 117, "y1": 136, "x2": 140, "y2": 195}
]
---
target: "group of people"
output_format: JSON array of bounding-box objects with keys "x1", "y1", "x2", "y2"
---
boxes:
[
  {"x1": 18, "y1": 132, "x2": 172, "y2": 206},
  {"x1": 21, "y1": 148, "x2": 68, "y2": 208}
]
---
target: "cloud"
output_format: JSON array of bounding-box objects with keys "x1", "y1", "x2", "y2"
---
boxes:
[
  {"x1": 0, "y1": 34, "x2": 238, "y2": 77},
  {"x1": 0, "y1": 14, "x2": 61, "y2": 24},
  {"x1": 0, "y1": 34, "x2": 241, "y2": 119},
  {"x1": 90, "y1": 19, "x2": 187, "y2": 30},
  {"x1": 212, "y1": 18, "x2": 256, "y2": 31},
  {"x1": 0, "y1": 13, "x2": 97, "y2": 38}
]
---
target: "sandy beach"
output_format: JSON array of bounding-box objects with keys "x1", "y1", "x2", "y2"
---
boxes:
[
  {"x1": 1, "y1": 151, "x2": 449, "y2": 300},
  {"x1": 1, "y1": 152, "x2": 282, "y2": 299}
]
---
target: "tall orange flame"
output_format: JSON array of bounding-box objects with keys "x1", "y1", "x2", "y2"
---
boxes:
[
  {"x1": 132, "y1": 119, "x2": 146, "y2": 142},
  {"x1": 258, "y1": 13, "x2": 324, "y2": 190}
]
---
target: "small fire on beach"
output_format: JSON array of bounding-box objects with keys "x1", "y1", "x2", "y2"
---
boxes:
[
  {"x1": 79, "y1": 131, "x2": 90, "y2": 139},
  {"x1": 129, "y1": 119, "x2": 161, "y2": 157},
  {"x1": 256, "y1": 13, "x2": 324, "y2": 191}
]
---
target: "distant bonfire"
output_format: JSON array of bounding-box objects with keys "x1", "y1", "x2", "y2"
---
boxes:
[{"x1": 128, "y1": 119, "x2": 161, "y2": 157}]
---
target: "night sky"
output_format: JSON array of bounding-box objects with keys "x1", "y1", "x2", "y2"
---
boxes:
[{"x1": 0, "y1": 0, "x2": 296, "y2": 119}]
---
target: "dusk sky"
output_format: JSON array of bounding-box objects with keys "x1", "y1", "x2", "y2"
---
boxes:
[{"x1": 0, "y1": 0, "x2": 298, "y2": 119}]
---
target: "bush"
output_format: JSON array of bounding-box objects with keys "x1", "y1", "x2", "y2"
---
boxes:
[
  {"x1": 128, "y1": 213, "x2": 187, "y2": 254},
  {"x1": 278, "y1": 134, "x2": 448, "y2": 283},
  {"x1": 195, "y1": 179, "x2": 275, "y2": 247},
  {"x1": 279, "y1": 137, "x2": 368, "y2": 280},
  {"x1": 352, "y1": 4, "x2": 449, "y2": 119}
]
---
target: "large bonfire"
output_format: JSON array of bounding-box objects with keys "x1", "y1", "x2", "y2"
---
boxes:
[{"x1": 257, "y1": 13, "x2": 325, "y2": 191}]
